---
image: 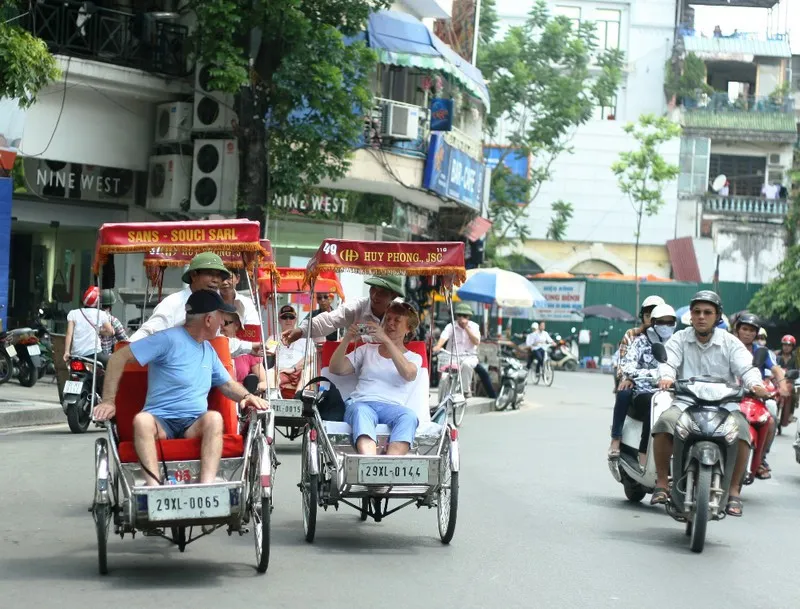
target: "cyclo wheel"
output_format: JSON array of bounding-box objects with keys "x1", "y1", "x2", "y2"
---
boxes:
[
  {"x1": 301, "y1": 430, "x2": 318, "y2": 543},
  {"x1": 437, "y1": 434, "x2": 458, "y2": 544},
  {"x1": 359, "y1": 498, "x2": 369, "y2": 521},
  {"x1": 250, "y1": 435, "x2": 270, "y2": 573},
  {"x1": 93, "y1": 438, "x2": 111, "y2": 575},
  {"x1": 171, "y1": 526, "x2": 187, "y2": 552},
  {"x1": 437, "y1": 373, "x2": 451, "y2": 406},
  {"x1": 452, "y1": 398, "x2": 466, "y2": 428},
  {"x1": 544, "y1": 361, "x2": 554, "y2": 387}
]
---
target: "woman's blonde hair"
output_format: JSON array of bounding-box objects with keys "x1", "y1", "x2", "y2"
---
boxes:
[{"x1": 386, "y1": 301, "x2": 420, "y2": 337}]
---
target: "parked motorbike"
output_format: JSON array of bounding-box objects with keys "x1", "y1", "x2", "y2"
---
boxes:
[
  {"x1": 0, "y1": 331, "x2": 14, "y2": 385},
  {"x1": 7, "y1": 328, "x2": 44, "y2": 387},
  {"x1": 494, "y1": 354, "x2": 528, "y2": 411},
  {"x1": 651, "y1": 343, "x2": 764, "y2": 553},
  {"x1": 549, "y1": 337, "x2": 579, "y2": 371},
  {"x1": 63, "y1": 356, "x2": 105, "y2": 433},
  {"x1": 29, "y1": 308, "x2": 56, "y2": 376}
]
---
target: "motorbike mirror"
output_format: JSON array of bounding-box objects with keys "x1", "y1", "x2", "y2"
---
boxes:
[
  {"x1": 752, "y1": 347, "x2": 768, "y2": 369},
  {"x1": 570, "y1": 327, "x2": 576, "y2": 333},
  {"x1": 651, "y1": 342, "x2": 668, "y2": 363},
  {"x1": 786, "y1": 369, "x2": 800, "y2": 381}
]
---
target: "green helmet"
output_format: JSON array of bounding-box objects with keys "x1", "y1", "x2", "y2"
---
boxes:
[
  {"x1": 100, "y1": 289, "x2": 117, "y2": 307},
  {"x1": 364, "y1": 275, "x2": 405, "y2": 298},
  {"x1": 454, "y1": 303, "x2": 473, "y2": 316},
  {"x1": 181, "y1": 252, "x2": 231, "y2": 284}
]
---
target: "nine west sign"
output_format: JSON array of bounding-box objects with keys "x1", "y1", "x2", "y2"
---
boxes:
[
  {"x1": 36, "y1": 166, "x2": 123, "y2": 195},
  {"x1": 271, "y1": 193, "x2": 349, "y2": 215},
  {"x1": 20, "y1": 158, "x2": 136, "y2": 201}
]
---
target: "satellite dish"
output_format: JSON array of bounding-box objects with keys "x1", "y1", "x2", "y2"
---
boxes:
[{"x1": 711, "y1": 174, "x2": 727, "y2": 192}]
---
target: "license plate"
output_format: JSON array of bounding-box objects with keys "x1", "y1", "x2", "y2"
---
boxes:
[
  {"x1": 357, "y1": 459, "x2": 429, "y2": 485},
  {"x1": 273, "y1": 401, "x2": 303, "y2": 417},
  {"x1": 63, "y1": 380, "x2": 84, "y2": 395},
  {"x1": 147, "y1": 486, "x2": 230, "y2": 521},
  {"x1": 27, "y1": 344, "x2": 40, "y2": 356},
  {"x1": 5, "y1": 345, "x2": 16, "y2": 358}
]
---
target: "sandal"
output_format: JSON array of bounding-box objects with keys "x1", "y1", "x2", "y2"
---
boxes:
[
  {"x1": 650, "y1": 487, "x2": 669, "y2": 505},
  {"x1": 607, "y1": 447, "x2": 620, "y2": 460},
  {"x1": 756, "y1": 466, "x2": 772, "y2": 480},
  {"x1": 726, "y1": 496, "x2": 743, "y2": 517}
]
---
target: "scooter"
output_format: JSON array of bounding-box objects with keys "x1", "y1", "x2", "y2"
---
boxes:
[
  {"x1": 549, "y1": 338, "x2": 579, "y2": 371},
  {"x1": 494, "y1": 354, "x2": 528, "y2": 411},
  {"x1": 62, "y1": 356, "x2": 105, "y2": 434},
  {"x1": 651, "y1": 343, "x2": 764, "y2": 553},
  {"x1": 0, "y1": 332, "x2": 14, "y2": 385},
  {"x1": 8, "y1": 328, "x2": 44, "y2": 387},
  {"x1": 608, "y1": 373, "x2": 672, "y2": 502}
]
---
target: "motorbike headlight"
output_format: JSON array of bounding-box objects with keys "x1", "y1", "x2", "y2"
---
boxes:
[
  {"x1": 714, "y1": 416, "x2": 739, "y2": 445},
  {"x1": 675, "y1": 412, "x2": 698, "y2": 440}
]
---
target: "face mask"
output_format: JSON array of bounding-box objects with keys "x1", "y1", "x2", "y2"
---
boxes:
[{"x1": 647, "y1": 324, "x2": 675, "y2": 343}]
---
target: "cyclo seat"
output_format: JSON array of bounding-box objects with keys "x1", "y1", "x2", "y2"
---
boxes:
[{"x1": 113, "y1": 338, "x2": 244, "y2": 463}]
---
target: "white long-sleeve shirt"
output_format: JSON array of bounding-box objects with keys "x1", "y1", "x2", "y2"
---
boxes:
[
  {"x1": 129, "y1": 287, "x2": 258, "y2": 356},
  {"x1": 298, "y1": 296, "x2": 382, "y2": 342}
]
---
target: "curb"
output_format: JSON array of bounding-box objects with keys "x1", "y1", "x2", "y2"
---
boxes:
[{"x1": 0, "y1": 405, "x2": 65, "y2": 429}]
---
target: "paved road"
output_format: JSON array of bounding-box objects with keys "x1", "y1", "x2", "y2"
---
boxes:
[{"x1": 1, "y1": 372, "x2": 799, "y2": 608}]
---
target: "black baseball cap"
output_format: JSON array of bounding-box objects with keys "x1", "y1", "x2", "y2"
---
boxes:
[
  {"x1": 279, "y1": 304, "x2": 296, "y2": 317},
  {"x1": 186, "y1": 289, "x2": 237, "y2": 315}
]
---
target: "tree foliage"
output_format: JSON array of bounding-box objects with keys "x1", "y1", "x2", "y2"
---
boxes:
[
  {"x1": 0, "y1": 4, "x2": 59, "y2": 108},
  {"x1": 189, "y1": 0, "x2": 390, "y2": 218},
  {"x1": 663, "y1": 52, "x2": 712, "y2": 104},
  {"x1": 611, "y1": 114, "x2": 680, "y2": 307},
  {"x1": 478, "y1": 0, "x2": 624, "y2": 263}
]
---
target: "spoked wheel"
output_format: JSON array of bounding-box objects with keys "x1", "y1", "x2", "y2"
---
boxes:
[
  {"x1": 171, "y1": 526, "x2": 187, "y2": 552},
  {"x1": 690, "y1": 464, "x2": 712, "y2": 554},
  {"x1": 437, "y1": 373, "x2": 451, "y2": 406},
  {"x1": 301, "y1": 432, "x2": 318, "y2": 543},
  {"x1": 93, "y1": 504, "x2": 111, "y2": 575},
  {"x1": 250, "y1": 437, "x2": 271, "y2": 573},
  {"x1": 776, "y1": 404, "x2": 783, "y2": 435},
  {"x1": 0, "y1": 350, "x2": 11, "y2": 385},
  {"x1": 437, "y1": 435, "x2": 458, "y2": 544},
  {"x1": 452, "y1": 399, "x2": 466, "y2": 428},
  {"x1": 494, "y1": 383, "x2": 513, "y2": 411},
  {"x1": 66, "y1": 397, "x2": 91, "y2": 434},
  {"x1": 543, "y1": 362, "x2": 554, "y2": 387},
  {"x1": 532, "y1": 367, "x2": 541, "y2": 385},
  {"x1": 359, "y1": 498, "x2": 369, "y2": 521}
]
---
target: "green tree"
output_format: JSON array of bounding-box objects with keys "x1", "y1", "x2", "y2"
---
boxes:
[
  {"x1": 191, "y1": 0, "x2": 390, "y2": 221},
  {"x1": 663, "y1": 52, "x2": 712, "y2": 105},
  {"x1": 611, "y1": 114, "x2": 681, "y2": 309},
  {"x1": 478, "y1": 0, "x2": 498, "y2": 46},
  {"x1": 478, "y1": 0, "x2": 624, "y2": 266}
]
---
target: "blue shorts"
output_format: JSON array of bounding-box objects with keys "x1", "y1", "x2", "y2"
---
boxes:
[
  {"x1": 344, "y1": 400, "x2": 418, "y2": 446},
  {"x1": 153, "y1": 415, "x2": 201, "y2": 440}
]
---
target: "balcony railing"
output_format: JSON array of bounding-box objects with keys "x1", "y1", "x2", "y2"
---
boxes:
[
  {"x1": 362, "y1": 98, "x2": 430, "y2": 159},
  {"x1": 444, "y1": 127, "x2": 483, "y2": 161},
  {"x1": 22, "y1": 2, "x2": 189, "y2": 78},
  {"x1": 684, "y1": 93, "x2": 794, "y2": 114},
  {"x1": 703, "y1": 195, "x2": 788, "y2": 216}
]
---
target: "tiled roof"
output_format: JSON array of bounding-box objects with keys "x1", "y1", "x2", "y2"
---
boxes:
[
  {"x1": 681, "y1": 111, "x2": 798, "y2": 134},
  {"x1": 666, "y1": 238, "x2": 701, "y2": 283},
  {"x1": 682, "y1": 36, "x2": 791, "y2": 58}
]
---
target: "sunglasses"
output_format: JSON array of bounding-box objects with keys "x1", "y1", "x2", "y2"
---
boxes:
[
  {"x1": 280, "y1": 314, "x2": 296, "y2": 320},
  {"x1": 222, "y1": 319, "x2": 236, "y2": 327}
]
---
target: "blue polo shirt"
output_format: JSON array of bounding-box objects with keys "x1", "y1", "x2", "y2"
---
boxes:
[{"x1": 130, "y1": 327, "x2": 230, "y2": 420}]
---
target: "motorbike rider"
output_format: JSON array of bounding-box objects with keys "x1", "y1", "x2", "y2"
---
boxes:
[
  {"x1": 652, "y1": 291, "x2": 769, "y2": 517},
  {"x1": 615, "y1": 296, "x2": 665, "y2": 392},
  {"x1": 776, "y1": 335, "x2": 798, "y2": 427},
  {"x1": 733, "y1": 313, "x2": 790, "y2": 478},
  {"x1": 608, "y1": 304, "x2": 677, "y2": 466},
  {"x1": 525, "y1": 322, "x2": 554, "y2": 376},
  {"x1": 433, "y1": 303, "x2": 485, "y2": 398},
  {"x1": 63, "y1": 287, "x2": 115, "y2": 366}
]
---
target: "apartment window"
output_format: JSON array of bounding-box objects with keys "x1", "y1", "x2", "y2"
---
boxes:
[
  {"x1": 595, "y1": 9, "x2": 621, "y2": 50},
  {"x1": 554, "y1": 6, "x2": 581, "y2": 28},
  {"x1": 594, "y1": 96, "x2": 617, "y2": 120},
  {"x1": 678, "y1": 137, "x2": 710, "y2": 196}
]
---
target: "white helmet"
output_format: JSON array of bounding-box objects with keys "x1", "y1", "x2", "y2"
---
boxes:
[
  {"x1": 641, "y1": 295, "x2": 665, "y2": 310},
  {"x1": 650, "y1": 303, "x2": 677, "y2": 322}
]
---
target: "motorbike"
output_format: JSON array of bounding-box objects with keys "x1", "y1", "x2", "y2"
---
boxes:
[
  {"x1": 494, "y1": 353, "x2": 528, "y2": 411},
  {"x1": 0, "y1": 331, "x2": 14, "y2": 385},
  {"x1": 29, "y1": 308, "x2": 56, "y2": 376},
  {"x1": 549, "y1": 336, "x2": 579, "y2": 371},
  {"x1": 651, "y1": 342, "x2": 765, "y2": 553},
  {"x1": 7, "y1": 328, "x2": 45, "y2": 387},
  {"x1": 63, "y1": 356, "x2": 105, "y2": 433}
]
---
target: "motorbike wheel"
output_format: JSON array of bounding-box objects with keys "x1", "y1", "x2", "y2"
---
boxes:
[
  {"x1": 690, "y1": 464, "x2": 712, "y2": 554},
  {"x1": 18, "y1": 361, "x2": 37, "y2": 387},
  {"x1": 563, "y1": 359, "x2": 578, "y2": 372},
  {"x1": 0, "y1": 350, "x2": 11, "y2": 385},
  {"x1": 623, "y1": 483, "x2": 647, "y2": 503},
  {"x1": 494, "y1": 383, "x2": 513, "y2": 411},
  {"x1": 66, "y1": 398, "x2": 92, "y2": 434}
]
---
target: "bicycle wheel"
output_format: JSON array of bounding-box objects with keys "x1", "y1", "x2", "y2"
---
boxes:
[{"x1": 544, "y1": 361, "x2": 554, "y2": 386}]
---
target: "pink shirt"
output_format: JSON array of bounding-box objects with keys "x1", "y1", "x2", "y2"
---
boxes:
[{"x1": 234, "y1": 354, "x2": 262, "y2": 383}]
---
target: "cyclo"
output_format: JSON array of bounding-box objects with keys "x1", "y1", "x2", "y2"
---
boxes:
[
  {"x1": 258, "y1": 265, "x2": 345, "y2": 440},
  {"x1": 298, "y1": 239, "x2": 464, "y2": 543},
  {"x1": 88, "y1": 220, "x2": 277, "y2": 574}
]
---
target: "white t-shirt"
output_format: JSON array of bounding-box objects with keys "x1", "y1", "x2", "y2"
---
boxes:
[
  {"x1": 67, "y1": 308, "x2": 111, "y2": 357},
  {"x1": 440, "y1": 320, "x2": 480, "y2": 357},
  {"x1": 346, "y1": 343, "x2": 422, "y2": 407},
  {"x1": 269, "y1": 334, "x2": 308, "y2": 370}
]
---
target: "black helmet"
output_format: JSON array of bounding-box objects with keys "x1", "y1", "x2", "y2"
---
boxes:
[
  {"x1": 689, "y1": 290, "x2": 722, "y2": 314},
  {"x1": 735, "y1": 312, "x2": 760, "y2": 332}
]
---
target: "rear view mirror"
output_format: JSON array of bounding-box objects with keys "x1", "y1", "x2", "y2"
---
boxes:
[
  {"x1": 753, "y1": 347, "x2": 768, "y2": 369},
  {"x1": 570, "y1": 327, "x2": 576, "y2": 333},
  {"x1": 786, "y1": 369, "x2": 800, "y2": 381},
  {"x1": 652, "y1": 342, "x2": 668, "y2": 363}
]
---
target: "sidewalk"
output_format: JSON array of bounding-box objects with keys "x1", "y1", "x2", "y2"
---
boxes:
[
  {"x1": 428, "y1": 388, "x2": 497, "y2": 416},
  {"x1": 0, "y1": 375, "x2": 64, "y2": 428}
]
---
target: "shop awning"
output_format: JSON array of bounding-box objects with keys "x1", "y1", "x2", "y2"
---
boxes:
[{"x1": 365, "y1": 10, "x2": 490, "y2": 110}]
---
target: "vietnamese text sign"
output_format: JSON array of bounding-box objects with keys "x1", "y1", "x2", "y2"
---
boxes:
[
  {"x1": 532, "y1": 281, "x2": 585, "y2": 322},
  {"x1": 423, "y1": 133, "x2": 486, "y2": 212}
]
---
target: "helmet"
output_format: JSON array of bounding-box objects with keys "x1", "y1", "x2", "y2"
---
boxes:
[
  {"x1": 650, "y1": 303, "x2": 677, "y2": 322},
  {"x1": 758, "y1": 327, "x2": 767, "y2": 338},
  {"x1": 453, "y1": 303, "x2": 473, "y2": 317},
  {"x1": 100, "y1": 289, "x2": 116, "y2": 307},
  {"x1": 689, "y1": 290, "x2": 722, "y2": 314},
  {"x1": 640, "y1": 295, "x2": 665, "y2": 319},
  {"x1": 734, "y1": 312, "x2": 760, "y2": 332},
  {"x1": 181, "y1": 252, "x2": 231, "y2": 284},
  {"x1": 82, "y1": 286, "x2": 100, "y2": 308},
  {"x1": 782, "y1": 335, "x2": 796, "y2": 346}
]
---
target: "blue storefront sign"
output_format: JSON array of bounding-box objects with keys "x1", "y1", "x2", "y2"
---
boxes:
[
  {"x1": 423, "y1": 133, "x2": 486, "y2": 211},
  {"x1": 430, "y1": 98, "x2": 453, "y2": 132},
  {"x1": 0, "y1": 178, "x2": 11, "y2": 331}
]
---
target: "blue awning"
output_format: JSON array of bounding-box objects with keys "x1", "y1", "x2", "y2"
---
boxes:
[{"x1": 365, "y1": 10, "x2": 490, "y2": 110}]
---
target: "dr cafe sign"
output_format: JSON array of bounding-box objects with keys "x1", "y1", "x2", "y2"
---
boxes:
[{"x1": 271, "y1": 193, "x2": 349, "y2": 215}]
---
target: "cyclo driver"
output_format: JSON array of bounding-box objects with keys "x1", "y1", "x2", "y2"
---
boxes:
[{"x1": 651, "y1": 291, "x2": 769, "y2": 517}]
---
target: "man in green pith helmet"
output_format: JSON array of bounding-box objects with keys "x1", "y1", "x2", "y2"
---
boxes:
[
  {"x1": 433, "y1": 302, "x2": 482, "y2": 397},
  {"x1": 283, "y1": 275, "x2": 405, "y2": 345}
]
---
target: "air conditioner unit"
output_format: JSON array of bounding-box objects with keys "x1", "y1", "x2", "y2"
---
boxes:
[
  {"x1": 80, "y1": 165, "x2": 137, "y2": 205},
  {"x1": 768, "y1": 153, "x2": 781, "y2": 165},
  {"x1": 146, "y1": 154, "x2": 192, "y2": 212},
  {"x1": 190, "y1": 139, "x2": 238, "y2": 214},
  {"x1": 380, "y1": 102, "x2": 420, "y2": 140},
  {"x1": 154, "y1": 101, "x2": 193, "y2": 144},
  {"x1": 193, "y1": 65, "x2": 237, "y2": 133}
]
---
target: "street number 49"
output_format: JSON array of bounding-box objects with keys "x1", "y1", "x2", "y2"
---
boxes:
[{"x1": 323, "y1": 243, "x2": 338, "y2": 256}]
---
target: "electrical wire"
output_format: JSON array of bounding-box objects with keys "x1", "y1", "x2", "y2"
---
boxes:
[{"x1": 21, "y1": 56, "x2": 71, "y2": 159}]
